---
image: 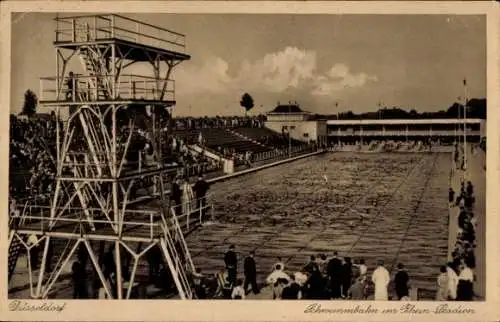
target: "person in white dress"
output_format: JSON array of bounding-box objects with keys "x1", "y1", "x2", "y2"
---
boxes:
[
  {"x1": 358, "y1": 258, "x2": 368, "y2": 280},
  {"x1": 446, "y1": 263, "x2": 459, "y2": 300},
  {"x1": 371, "y1": 260, "x2": 390, "y2": 301},
  {"x1": 231, "y1": 279, "x2": 246, "y2": 299},
  {"x1": 181, "y1": 178, "x2": 194, "y2": 217},
  {"x1": 266, "y1": 264, "x2": 291, "y2": 299}
]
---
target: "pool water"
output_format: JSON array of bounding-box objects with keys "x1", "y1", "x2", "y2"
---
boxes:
[{"x1": 185, "y1": 152, "x2": 451, "y2": 293}]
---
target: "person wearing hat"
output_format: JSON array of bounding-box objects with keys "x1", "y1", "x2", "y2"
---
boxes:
[
  {"x1": 224, "y1": 245, "x2": 238, "y2": 286},
  {"x1": 193, "y1": 174, "x2": 210, "y2": 222},
  {"x1": 170, "y1": 177, "x2": 182, "y2": 215}
]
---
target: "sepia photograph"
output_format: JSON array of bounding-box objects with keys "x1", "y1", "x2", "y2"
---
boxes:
[{"x1": 1, "y1": 1, "x2": 498, "y2": 321}]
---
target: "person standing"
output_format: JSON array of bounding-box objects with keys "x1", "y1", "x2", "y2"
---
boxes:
[
  {"x1": 224, "y1": 245, "x2": 238, "y2": 286},
  {"x1": 170, "y1": 178, "x2": 182, "y2": 215},
  {"x1": 305, "y1": 265, "x2": 326, "y2": 299},
  {"x1": 372, "y1": 260, "x2": 390, "y2": 301},
  {"x1": 326, "y1": 251, "x2": 342, "y2": 299},
  {"x1": 446, "y1": 262, "x2": 459, "y2": 300},
  {"x1": 435, "y1": 266, "x2": 449, "y2": 301},
  {"x1": 66, "y1": 71, "x2": 76, "y2": 101},
  {"x1": 27, "y1": 233, "x2": 39, "y2": 270},
  {"x1": 193, "y1": 175, "x2": 210, "y2": 222},
  {"x1": 71, "y1": 258, "x2": 88, "y2": 299},
  {"x1": 181, "y1": 178, "x2": 194, "y2": 218},
  {"x1": 341, "y1": 257, "x2": 353, "y2": 298},
  {"x1": 456, "y1": 260, "x2": 474, "y2": 301},
  {"x1": 243, "y1": 251, "x2": 260, "y2": 295},
  {"x1": 394, "y1": 263, "x2": 410, "y2": 300},
  {"x1": 449, "y1": 188, "x2": 455, "y2": 206}
]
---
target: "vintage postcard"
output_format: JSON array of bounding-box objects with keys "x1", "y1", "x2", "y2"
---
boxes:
[{"x1": 0, "y1": 1, "x2": 499, "y2": 321}]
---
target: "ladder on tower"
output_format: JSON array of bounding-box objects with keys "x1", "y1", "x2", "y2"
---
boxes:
[
  {"x1": 8, "y1": 233, "x2": 24, "y2": 282},
  {"x1": 8, "y1": 200, "x2": 30, "y2": 282},
  {"x1": 78, "y1": 47, "x2": 112, "y2": 101},
  {"x1": 159, "y1": 208, "x2": 197, "y2": 299},
  {"x1": 70, "y1": 155, "x2": 96, "y2": 232}
]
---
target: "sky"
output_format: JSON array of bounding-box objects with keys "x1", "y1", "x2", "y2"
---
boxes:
[{"x1": 11, "y1": 13, "x2": 486, "y2": 117}]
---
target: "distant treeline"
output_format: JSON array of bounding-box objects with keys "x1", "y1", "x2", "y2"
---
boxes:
[{"x1": 313, "y1": 98, "x2": 486, "y2": 120}]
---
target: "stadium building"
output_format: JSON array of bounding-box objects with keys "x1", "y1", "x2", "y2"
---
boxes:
[
  {"x1": 327, "y1": 118, "x2": 485, "y2": 144},
  {"x1": 264, "y1": 103, "x2": 485, "y2": 145}
]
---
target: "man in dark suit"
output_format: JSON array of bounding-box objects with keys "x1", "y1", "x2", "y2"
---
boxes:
[
  {"x1": 282, "y1": 274, "x2": 301, "y2": 299},
  {"x1": 170, "y1": 178, "x2": 182, "y2": 215},
  {"x1": 224, "y1": 244, "x2": 238, "y2": 285},
  {"x1": 193, "y1": 175, "x2": 210, "y2": 221},
  {"x1": 243, "y1": 251, "x2": 260, "y2": 295},
  {"x1": 327, "y1": 251, "x2": 343, "y2": 299},
  {"x1": 394, "y1": 263, "x2": 410, "y2": 300}
]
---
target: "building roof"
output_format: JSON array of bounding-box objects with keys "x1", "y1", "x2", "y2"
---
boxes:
[
  {"x1": 268, "y1": 104, "x2": 310, "y2": 114},
  {"x1": 326, "y1": 118, "x2": 485, "y2": 126}
]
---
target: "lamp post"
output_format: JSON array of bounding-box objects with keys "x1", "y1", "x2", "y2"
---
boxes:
[
  {"x1": 463, "y1": 79, "x2": 468, "y2": 172},
  {"x1": 288, "y1": 103, "x2": 292, "y2": 159}
]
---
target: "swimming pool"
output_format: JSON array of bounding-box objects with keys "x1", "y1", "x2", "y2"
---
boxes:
[{"x1": 185, "y1": 152, "x2": 451, "y2": 293}]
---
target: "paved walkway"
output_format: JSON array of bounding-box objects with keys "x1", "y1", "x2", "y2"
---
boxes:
[
  {"x1": 469, "y1": 149, "x2": 486, "y2": 299},
  {"x1": 448, "y1": 146, "x2": 485, "y2": 300}
]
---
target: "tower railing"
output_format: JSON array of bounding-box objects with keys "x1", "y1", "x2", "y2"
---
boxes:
[
  {"x1": 40, "y1": 74, "x2": 175, "y2": 102},
  {"x1": 169, "y1": 194, "x2": 215, "y2": 232},
  {"x1": 10, "y1": 206, "x2": 164, "y2": 240},
  {"x1": 54, "y1": 14, "x2": 186, "y2": 53}
]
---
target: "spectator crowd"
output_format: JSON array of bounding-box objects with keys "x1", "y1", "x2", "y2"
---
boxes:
[
  {"x1": 446, "y1": 178, "x2": 478, "y2": 301},
  {"x1": 172, "y1": 115, "x2": 267, "y2": 131},
  {"x1": 10, "y1": 114, "x2": 58, "y2": 203}
]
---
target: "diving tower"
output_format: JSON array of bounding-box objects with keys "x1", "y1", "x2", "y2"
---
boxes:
[{"x1": 8, "y1": 14, "x2": 205, "y2": 300}]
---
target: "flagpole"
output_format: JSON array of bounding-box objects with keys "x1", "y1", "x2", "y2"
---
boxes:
[
  {"x1": 463, "y1": 78, "x2": 468, "y2": 172},
  {"x1": 289, "y1": 103, "x2": 292, "y2": 159},
  {"x1": 457, "y1": 97, "x2": 461, "y2": 147}
]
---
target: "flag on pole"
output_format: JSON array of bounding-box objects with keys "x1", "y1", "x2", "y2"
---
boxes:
[{"x1": 463, "y1": 79, "x2": 467, "y2": 86}]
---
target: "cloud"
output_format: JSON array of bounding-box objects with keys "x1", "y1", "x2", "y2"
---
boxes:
[
  {"x1": 311, "y1": 64, "x2": 378, "y2": 96},
  {"x1": 175, "y1": 47, "x2": 377, "y2": 97}
]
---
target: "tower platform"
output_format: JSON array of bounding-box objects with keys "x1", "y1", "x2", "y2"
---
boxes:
[{"x1": 54, "y1": 14, "x2": 191, "y2": 62}]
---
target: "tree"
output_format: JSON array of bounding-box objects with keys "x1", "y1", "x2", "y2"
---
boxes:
[
  {"x1": 240, "y1": 93, "x2": 254, "y2": 116},
  {"x1": 21, "y1": 89, "x2": 38, "y2": 118}
]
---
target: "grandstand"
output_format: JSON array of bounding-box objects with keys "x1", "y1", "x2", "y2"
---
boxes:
[{"x1": 327, "y1": 118, "x2": 485, "y2": 144}]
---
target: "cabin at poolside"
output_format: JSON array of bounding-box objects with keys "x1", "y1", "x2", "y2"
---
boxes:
[{"x1": 264, "y1": 102, "x2": 328, "y2": 146}]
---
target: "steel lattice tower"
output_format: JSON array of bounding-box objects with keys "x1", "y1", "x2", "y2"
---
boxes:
[{"x1": 9, "y1": 14, "x2": 196, "y2": 299}]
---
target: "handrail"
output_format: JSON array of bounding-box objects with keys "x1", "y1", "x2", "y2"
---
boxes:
[
  {"x1": 53, "y1": 14, "x2": 186, "y2": 50},
  {"x1": 55, "y1": 15, "x2": 112, "y2": 22},
  {"x1": 158, "y1": 219, "x2": 193, "y2": 299},
  {"x1": 40, "y1": 74, "x2": 176, "y2": 82},
  {"x1": 12, "y1": 215, "x2": 162, "y2": 227},
  {"x1": 111, "y1": 26, "x2": 183, "y2": 49},
  {"x1": 111, "y1": 14, "x2": 185, "y2": 38},
  {"x1": 19, "y1": 204, "x2": 160, "y2": 215}
]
